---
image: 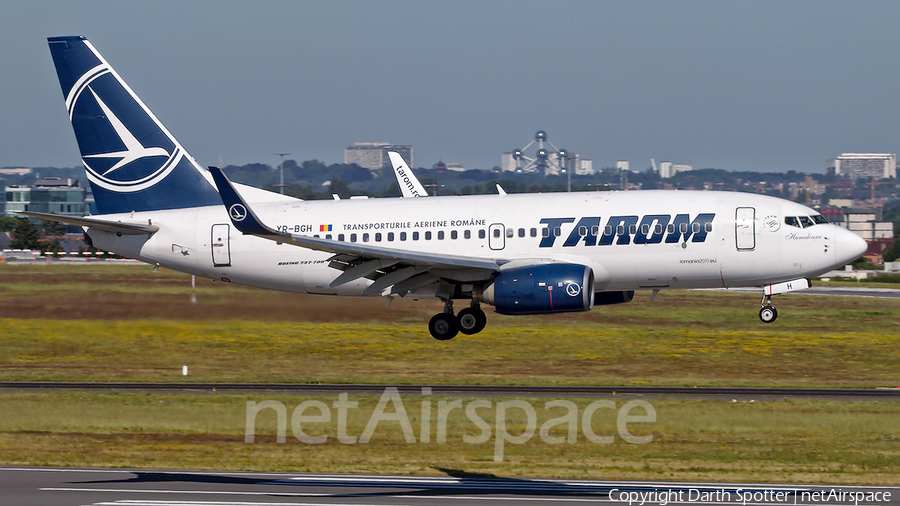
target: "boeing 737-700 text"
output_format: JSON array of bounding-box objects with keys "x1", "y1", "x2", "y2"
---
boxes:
[{"x1": 21, "y1": 36, "x2": 868, "y2": 340}]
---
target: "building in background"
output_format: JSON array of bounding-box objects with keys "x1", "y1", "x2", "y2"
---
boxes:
[
  {"x1": 501, "y1": 130, "x2": 589, "y2": 176},
  {"x1": 577, "y1": 159, "x2": 594, "y2": 175},
  {"x1": 828, "y1": 153, "x2": 896, "y2": 180},
  {"x1": 3, "y1": 177, "x2": 87, "y2": 229},
  {"x1": 823, "y1": 206, "x2": 894, "y2": 241},
  {"x1": 659, "y1": 162, "x2": 693, "y2": 179},
  {"x1": 344, "y1": 142, "x2": 413, "y2": 171},
  {"x1": 0, "y1": 168, "x2": 32, "y2": 176}
]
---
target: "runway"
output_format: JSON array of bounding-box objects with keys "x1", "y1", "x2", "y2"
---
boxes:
[
  {"x1": 700, "y1": 285, "x2": 900, "y2": 299},
  {"x1": 3, "y1": 467, "x2": 897, "y2": 506},
  {"x1": 2, "y1": 381, "x2": 900, "y2": 400}
]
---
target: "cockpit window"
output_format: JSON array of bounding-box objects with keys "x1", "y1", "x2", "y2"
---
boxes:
[{"x1": 785, "y1": 215, "x2": 827, "y2": 228}]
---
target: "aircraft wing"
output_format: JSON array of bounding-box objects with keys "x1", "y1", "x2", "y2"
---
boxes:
[
  {"x1": 209, "y1": 167, "x2": 501, "y2": 295},
  {"x1": 13, "y1": 211, "x2": 159, "y2": 235},
  {"x1": 388, "y1": 151, "x2": 428, "y2": 197}
]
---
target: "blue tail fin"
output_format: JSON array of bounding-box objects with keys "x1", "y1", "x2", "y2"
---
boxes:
[{"x1": 47, "y1": 36, "x2": 221, "y2": 215}]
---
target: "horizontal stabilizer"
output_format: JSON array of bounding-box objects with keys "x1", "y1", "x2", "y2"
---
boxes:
[{"x1": 14, "y1": 211, "x2": 159, "y2": 235}]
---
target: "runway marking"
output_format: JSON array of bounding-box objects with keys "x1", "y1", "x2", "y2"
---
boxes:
[{"x1": 41, "y1": 487, "x2": 857, "y2": 506}]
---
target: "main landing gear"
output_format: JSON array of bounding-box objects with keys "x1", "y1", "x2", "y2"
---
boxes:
[
  {"x1": 759, "y1": 294, "x2": 778, "y2": 323},
  {"x1": 428, "y1": 300, "x2": 487, "y2": 340}
]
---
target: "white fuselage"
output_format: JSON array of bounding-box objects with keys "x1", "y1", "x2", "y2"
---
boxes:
[{"x1": 86, "y1": 190, "x2": 865, "y2": 300}]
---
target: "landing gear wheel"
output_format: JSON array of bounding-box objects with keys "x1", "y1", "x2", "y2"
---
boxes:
[
  {"x1": 457, "y1": 307, "x2": 487, "y2": 335},
  {"x1": 429, "y1": 313, "x2": 459, "y2": 340},
  {"x1": 759, "y1": 306, "x2": 778, "y2": 323}
]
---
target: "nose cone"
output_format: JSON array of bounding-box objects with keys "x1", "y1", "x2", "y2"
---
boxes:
[{"x1": 834, "y1": 226, "x2": 868, "y2": 265}]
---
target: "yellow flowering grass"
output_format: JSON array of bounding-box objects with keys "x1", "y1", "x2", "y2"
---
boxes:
[
  {"x1": 0, "y1": 264, "x2": 898, "y2": 387},
  {"x1": 0, "y1": 392, "x2": 898, "y2": 484}
]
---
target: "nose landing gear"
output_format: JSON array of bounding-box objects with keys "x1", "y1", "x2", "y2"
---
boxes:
[{"x1": 759, "y1": 294, "x2": 778, "y2": 323}]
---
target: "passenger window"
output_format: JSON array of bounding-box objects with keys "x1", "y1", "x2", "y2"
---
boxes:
[
  {"x1": 654, "y1": 224, "x2": 663, "y2": 234},
  {"x1": 400, "y1": 232, "x2": 407, "y2": 241},
  {"x1": 591, "y1": 225, "x2": 599, "y2": 236},
  {"x1": 363, "y1": 233, "x2": 370, "y2": 242},
  {"x1": 351, "y1": 233, "x2": 357, "y2": 242},
  {"x1": 616, "y1": 225, "x2": 625, "y2": 236},
  {"x1": 605, "y1": 225, "x2": 613, "y2": 235},
  {"x1": 388, "y1": 232, "x2": 394, "y2": 241},
  {"x1": 493, "y1": 228, "x2": 501, "y2": 238},
  {"x1": 542, "y1": 228, "x2": 550, "y2": 237},
  {"x1": 438, "y1": 231, "x2": 444, "y2": 240},
  {"x1": 785, "y1": 216, "x2": 800, "y2": 228},
  {"x1": 667, "y1": 224, "x2": 675, "y2": 234},
  {"x1": 641, "y1": 224, "x2": 649, "y2": 235},
  {"x1": 705, "y1": 222, "x2": 713, "y2": 233},
  {"x1": 505, "y1": 228, "x2": 513, "y2": 238},
  {"x1": 679, "y1": 223, "x2": 688, "y2": 234},
  {"x1": 530, "y1": 228, "x2": 537, "y2": 237},
  {"x1": 326, "y1": 234, "x2": 332, "y2": 240},
  {"x1": 413, "y1": 232, "x2": 419, "y2": 240},
  {"x1": 579, "y1": 226, "x2": 587, "y2": 236},
  {"x1": 798, "y1": 216, "x2": 814, "y2": 228},
  {"x1": 479, "y1": 230, "x2": 486, "y2": 239},
  {"x1": 554, "y1": 227, "x2": 562, "y2": 237},
  {"x1": 338, "y1": 234, "x2": 345, "y2": 241},
  {"x1": 629, "y1": 224, "x2": 637, "y2": 234},
  {"x1": 425, "y1": 231, "x2": 432, "y2": 240},
  {"x1": 464, "y1": 230, "x2": 471, "y2": 239},
  {"x1": 451, "y1": 230, "x2": 458, "y2": 239},
  {"x1": 314, "y1": 235, "x2": 320, "y2": 238},
  {"x1": 375, "y1": 233, "x2": 381, "y2": 242},
  {"x1": 692, "y1": 223, "x2": 701, "y2": 234},
  {"x1": 518, "y1": 228, "x2": 525, "y2": 238}
]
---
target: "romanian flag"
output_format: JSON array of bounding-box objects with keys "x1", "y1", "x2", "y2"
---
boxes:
[{"x1": 319, "y1": 224, "x2": 332, "y2": 232}]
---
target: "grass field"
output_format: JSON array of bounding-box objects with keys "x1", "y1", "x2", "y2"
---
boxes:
[
  {"x1": 1, "y1": 391, "x2": 899, "y2": 485},
  {"x1": 1, "y1": 263, "x2": 899, "y2": 483},
  {"x1": 0, "y1": 264, "x2": 898, "y2": 387}
]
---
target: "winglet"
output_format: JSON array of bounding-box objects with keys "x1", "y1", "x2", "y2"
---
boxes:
[
  {"x1": 208, "y1": 166, "x2": 278, "y2": 237},
  {"x1": 388, "y1": 151, "x2": 428, "y2": 197}
]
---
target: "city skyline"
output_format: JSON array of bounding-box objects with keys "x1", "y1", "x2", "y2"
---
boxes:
[{"x1": 3, "y1": 1, "x2": 900, "y2": 173}]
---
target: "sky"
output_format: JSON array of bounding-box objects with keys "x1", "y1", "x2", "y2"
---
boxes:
[{"x1": 2, "y1": 0, "x2": 900, "y2": 173}]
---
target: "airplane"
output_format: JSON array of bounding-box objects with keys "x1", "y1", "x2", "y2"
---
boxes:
[
  {"x1": 389, "y1": 153, "x2": 507, "y2": 197},
  {"x1": 22, "y1": 36, "x2": 868, "y2": 341},
  {"x1": 389, "y1": 152, "x2": 428, "y2": 197}
]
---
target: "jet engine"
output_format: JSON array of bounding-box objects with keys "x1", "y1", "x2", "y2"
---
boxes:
[
  {"x1": 594, "y1": 290, "x2": 634, "y2": 306},
  {"x1": 476, "y1": 264, "x2": 594, "y2": 315}
]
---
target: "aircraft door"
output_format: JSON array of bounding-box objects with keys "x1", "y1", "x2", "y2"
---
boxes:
[
  {"x1": 211, "y1": 224, "x2": 231, "y2": 267},
  {"x1": 488, "y1": 223, "x2": 506, "y2": 250},
  {"x1": 735, "y1": 207, "x2": 756, "y2": 251}
]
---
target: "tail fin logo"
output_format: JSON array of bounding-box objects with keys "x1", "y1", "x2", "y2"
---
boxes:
[
  {"x1": 229, "y1": 204, "x2": 248, "y2": 222},
  {"x1": 67, "y1": 64, "x2": 184, "y2": 193}
]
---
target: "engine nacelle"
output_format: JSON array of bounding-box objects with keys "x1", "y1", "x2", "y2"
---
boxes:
[
  {"x1": 477, "y1": 264, "x2": 594, "y2": 315},
  {"x1": 594, "y1": 290, "x2": 634, "y2": 306}
]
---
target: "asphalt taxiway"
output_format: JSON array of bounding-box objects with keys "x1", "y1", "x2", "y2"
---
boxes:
[
  {"x1": 3, "y1": 381, "x2": 900, "y2": 401},
  {"x1": 3, "y1": 467, "x2": 898, "y2": 506}
]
